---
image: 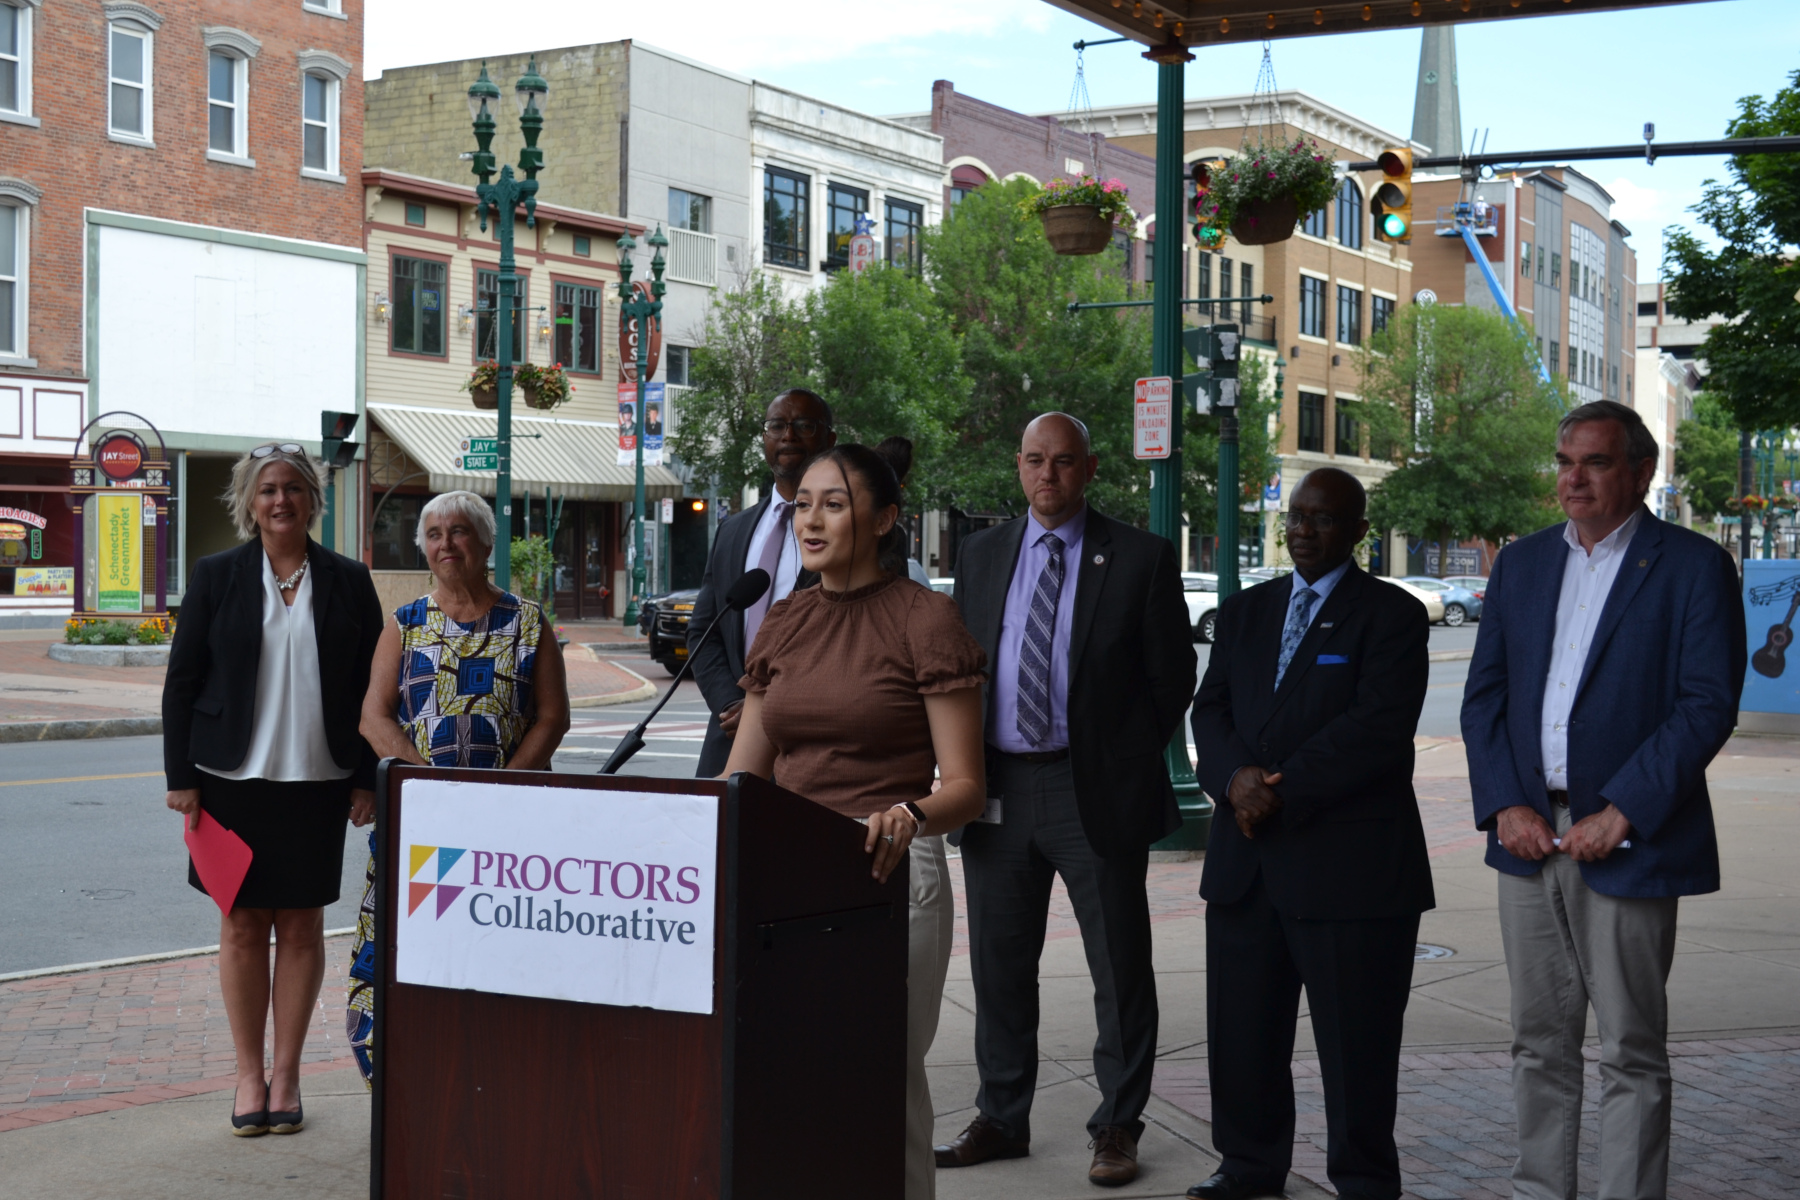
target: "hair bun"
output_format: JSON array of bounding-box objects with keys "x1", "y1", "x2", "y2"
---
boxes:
[{"x1": 873, "y1": 436, "x2": 914, "y2": 485}]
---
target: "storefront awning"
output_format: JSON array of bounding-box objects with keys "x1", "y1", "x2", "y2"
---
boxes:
[{"x1": 367, "y1": 403, "x2": 687, "y2": 503}]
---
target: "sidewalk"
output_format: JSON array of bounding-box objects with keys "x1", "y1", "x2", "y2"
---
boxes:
[{"x1": 2, "y1": 736, "x2": 1795, "y2": 1199}]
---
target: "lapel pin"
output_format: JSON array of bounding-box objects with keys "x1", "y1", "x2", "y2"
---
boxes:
[
  {"x1": 1639, "y1": 559, "x2": 1647, "y2": 567},
  {"x1": 1321, "y1": 621, "x2": 1334, "y2": 628},
  {"x1": 1093, "y1": 554, "x2": 1104, "y2": 565}
]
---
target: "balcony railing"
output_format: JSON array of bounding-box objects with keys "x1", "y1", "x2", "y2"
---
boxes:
[{"x1": 666, "y1": 228, "x2": 718, "y2": 287}]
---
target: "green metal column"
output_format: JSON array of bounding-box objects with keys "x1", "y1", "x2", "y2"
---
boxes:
[{"x1": 1147, "y1": 57, "x2": 1211, "y2": 853}]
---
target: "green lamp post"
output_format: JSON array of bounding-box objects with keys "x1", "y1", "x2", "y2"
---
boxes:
[
  {"x1": 465, "y1": 60, "x2": 549, "y2": 590},
  {"x1": 616, "y1": 226, "x2": 668, "y2": 627}
]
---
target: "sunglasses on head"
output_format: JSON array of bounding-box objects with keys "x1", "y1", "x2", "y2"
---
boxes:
[{"x1": 250, "y1": 443, "x2": 305, "y2": 459}]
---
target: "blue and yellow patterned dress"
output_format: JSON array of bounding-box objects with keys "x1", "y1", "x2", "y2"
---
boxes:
[{"x1": 346, "y1": 591, "x2": 544, "y2": 1085}]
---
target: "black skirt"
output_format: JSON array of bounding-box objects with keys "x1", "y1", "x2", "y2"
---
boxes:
[{"x1": 188, "y1": 774, "x2": 354, "y2": 910}]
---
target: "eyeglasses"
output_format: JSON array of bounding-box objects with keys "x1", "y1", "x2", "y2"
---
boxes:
[
  {"x1": 763, "y1": 419, "x2": 830, "y2": 438},
  {"x1": 1284, "y1": 512, "x2": 1340, "y2": 532},
  {"x1": 250, "y1": 443, "x2": 304, "y2": 459}
]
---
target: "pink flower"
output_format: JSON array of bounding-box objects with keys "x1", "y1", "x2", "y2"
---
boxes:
[{"x1": 1268, "y1": 171, "x2": 1276, "y2": 179}]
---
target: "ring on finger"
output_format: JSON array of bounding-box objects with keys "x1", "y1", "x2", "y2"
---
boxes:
[{"x1": 882, "y1": 834, "x2": 896, "y2": 844}]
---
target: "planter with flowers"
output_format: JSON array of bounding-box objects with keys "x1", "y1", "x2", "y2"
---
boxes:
[
  {"x1": 1195, "y1": 138, "x2": 1340, "y2": 247},
  {"x1": 514, "y1": 362, "x2": 573, "y2": 411},
  {"x1": 1020, "y1": 176, "x2": 1138, "y2": 256},
  {"x1": 463, "y1": 360, "x2": 500, "y2": 409}
]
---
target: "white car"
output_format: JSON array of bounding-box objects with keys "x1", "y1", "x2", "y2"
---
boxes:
[
  {"x1": 1378, "y1": 576, "x2": 1447, "y2": 623},
  {"x1": 1182, "y1": 572, "x2": 1221, "y2": 643},
  {"x1": 928, "y1": 576, "x2": 955, "y2": 596}
]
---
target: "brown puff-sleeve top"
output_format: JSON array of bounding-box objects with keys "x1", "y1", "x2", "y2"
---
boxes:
[{"x1": 740, "y1": 575, "x2": 987, "y2": 819}]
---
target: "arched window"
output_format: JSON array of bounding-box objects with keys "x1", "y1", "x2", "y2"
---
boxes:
[
  {"x1": 1301, "y1": 205, "x2": 1327, "y2": 239},
  {"x1": 1335, "y1": 178, "x2": 1363, "y2": 250}
]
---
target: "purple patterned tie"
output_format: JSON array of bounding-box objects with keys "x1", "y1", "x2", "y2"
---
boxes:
[
  {"x1": 1016, "y1": 533, "x2": 1065, "y2": 747},
  {"x1": 742, "y1": 500, "x2": 790, "y2": 653}
]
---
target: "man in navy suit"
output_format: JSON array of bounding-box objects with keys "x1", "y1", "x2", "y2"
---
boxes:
[
  {"x1": 1187, "y1": 467, "x2": 1433, "y2": 1200},
  {"x1": 1461, "y1": 400, "x2": 1744, "y2": 1200}
]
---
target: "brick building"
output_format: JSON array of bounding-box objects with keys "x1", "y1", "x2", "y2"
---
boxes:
[
  {"x1": 1077, "y1": 89, "x2": 1419, "y2": 572},
  {"x1": 0, "y1": 0, "x2": 364, "y2": 615},
  {"x1": 894, "y1": 81, "x2": 1158, "y2": 281}
]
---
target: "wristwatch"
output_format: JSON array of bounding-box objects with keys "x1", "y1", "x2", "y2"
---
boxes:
[{"x1": 895, "y1": 800, "x2": 928, "y2": 832}]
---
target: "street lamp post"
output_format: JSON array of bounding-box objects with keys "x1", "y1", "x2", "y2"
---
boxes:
[
  {"x1": 616, "y1": 227, "x2": 668, "y2": 627},
  {"x1": 466, "y1": 60, "x2": 550, "y2": 591}
]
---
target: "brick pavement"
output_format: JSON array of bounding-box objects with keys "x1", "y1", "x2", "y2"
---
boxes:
[
  {"x1": 1153, "y1": 1037, "x2": 1800, "y2": 1200},
  {"x1": 0, "y1": 936, "x2": 359, "y2": 1133}
]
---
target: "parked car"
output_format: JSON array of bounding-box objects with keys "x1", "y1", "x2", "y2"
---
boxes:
[
  {"x1": 1181, "y1": 572, "x2": 1221, "y2": 643},
  {"x1": 1443, "y1": 574, "x2": 1489, "y2": 600},
  {"x1": 1401, "y1": 576, "x2": 1483, "y2": 626},
  {"x1": 1379, "y1": 576, "x2": 1447, "y2": 624},
  {"x1": 1240, "y1": 566, "x2": 1290, "y2": 583},
  {"x1": 928, "y1": 577, "x2": 956, "y2": 596},
  {"x1": 639, "y1": 588, "x2": 699, "y2": 676}
]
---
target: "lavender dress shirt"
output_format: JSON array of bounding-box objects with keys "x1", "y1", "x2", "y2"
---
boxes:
[{"x1": 988, "y1": 505, "x2": 1088, "y2": 753}]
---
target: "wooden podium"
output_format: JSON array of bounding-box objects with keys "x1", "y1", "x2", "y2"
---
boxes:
[{"x1": 371, "y1": 765, "x2": 909, "y2": 1199}]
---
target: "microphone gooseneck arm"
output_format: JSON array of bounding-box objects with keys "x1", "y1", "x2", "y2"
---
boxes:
[{"x1": 599, "y1": 569, "x2": 770, "y2": 776}]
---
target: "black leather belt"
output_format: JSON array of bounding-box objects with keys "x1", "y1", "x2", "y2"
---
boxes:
[
  {"x1": 1548, "y1": 790, "x2": 1569, "y2": 806},
  {"x1": 993, "y1": 747, "x2": 1070, "y2": 764}
]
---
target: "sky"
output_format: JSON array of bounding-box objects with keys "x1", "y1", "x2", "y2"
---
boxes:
[{"x1": 364, "y1": 0, "x2": 1800, "y2": 274}]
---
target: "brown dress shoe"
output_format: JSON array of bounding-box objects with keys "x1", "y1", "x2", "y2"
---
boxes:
[
  {"x1": 1088, "y1": 1126, "x2": 1139, "y2": 1187},
  {"x1": 934, "y1": 1114, "x2": 1029, "y2": 1168}
]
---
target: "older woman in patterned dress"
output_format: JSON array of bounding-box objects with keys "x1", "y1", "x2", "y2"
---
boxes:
[{"x1": 345, "y1": 490, "x2": 570, "y2": 1084}]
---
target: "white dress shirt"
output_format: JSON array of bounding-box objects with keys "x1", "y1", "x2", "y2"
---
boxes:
[
  {"x1": 743, "y1": 494, "x2": 802, "y2": 605},
  {"x1": 1540, "y1": 508, "x2": 1643, "y2": 790},
  {"x1": 199, "y1": 553, "x2": 350, "y2": 783}
]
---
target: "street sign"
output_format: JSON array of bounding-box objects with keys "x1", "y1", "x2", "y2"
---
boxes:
[
  {"x1": 458, "y1": 453, "x2": 499, "y2": 471},
  {"x1": 1133, "y1": 376, "x2": 1174, "y2": 460},
  {"x1": 660, "y1": 497, "x2": 675, "y2": 524},
  {"x1": 461, "y1": 437, "x2": 498, "y2": 454},
  {"x1": 848, "y1": 234, "x2": 877, "y2": 273}
]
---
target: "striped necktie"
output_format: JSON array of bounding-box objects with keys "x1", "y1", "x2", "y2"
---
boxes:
[
  {"x1": 1015, "y1": 532, "x2": 1065, "y2": 747},
  {"x1": 1275, "y1": 585, "x2": 1318, "y2": 690}
]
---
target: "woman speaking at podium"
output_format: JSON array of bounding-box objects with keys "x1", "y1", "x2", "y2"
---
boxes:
[{"x1": 726, "y1": 439, "x2": 987, "y2": 1200}]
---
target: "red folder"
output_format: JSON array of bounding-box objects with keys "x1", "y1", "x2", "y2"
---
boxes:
[{"x1": 184, "y1": 810, "x2": 254, "y2": 915}]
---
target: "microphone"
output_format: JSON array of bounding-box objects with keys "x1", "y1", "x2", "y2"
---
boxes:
[{"x1": 599, "y1": 568, "x2": 771, "y2": 775}]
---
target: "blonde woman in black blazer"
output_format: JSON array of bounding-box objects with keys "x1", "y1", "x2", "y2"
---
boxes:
[{"x1": 162, "y1": 445, "x2": 383, "y2": 1137}]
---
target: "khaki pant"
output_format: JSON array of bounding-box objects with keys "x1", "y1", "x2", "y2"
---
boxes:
[
  {"x1": 1497, "y1": 805, "x2": 1679, "y2": 1200},
  {"x1": 907, "y1": 835, "x2": 954, "y2": 1200}
]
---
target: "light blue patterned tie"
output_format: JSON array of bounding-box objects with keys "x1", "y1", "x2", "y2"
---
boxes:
[
  {"x1": 1275, "y1": 585, "x2": 1318, "y2": 690},
  {"x1": 1015, "y1": 533, "x2": 1065, "y2": 746}
]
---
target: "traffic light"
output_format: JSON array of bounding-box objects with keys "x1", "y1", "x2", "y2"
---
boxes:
[
  {"x1": 689, "y1": 499, "x2": 707, "y2": 513},
  {"x1": 1181, "y1": 325, "x2": 1241, "y2": 414},
  {"x1": 1371, "y1": 148, "x2": 1413, "y2": 243},
  {"x1": 321, "y1": 411, "x2": 360, "y2": 469},
  {"x1": 1190, "y1": 159, "x2": 1224, "y2": 249}
]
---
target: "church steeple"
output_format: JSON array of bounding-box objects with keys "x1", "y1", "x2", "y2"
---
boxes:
[{"x1": 1411, "y1": 25, "x2": 1462, "y2": 158}]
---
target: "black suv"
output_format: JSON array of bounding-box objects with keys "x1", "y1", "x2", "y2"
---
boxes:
[{"x1": 638, "y1": 588, "x2": 699, "y2": 676}]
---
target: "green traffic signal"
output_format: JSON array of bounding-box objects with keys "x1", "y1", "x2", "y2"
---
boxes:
[{"x1": 1381, "y1": 213, "x2": 1408, "y2": 239}]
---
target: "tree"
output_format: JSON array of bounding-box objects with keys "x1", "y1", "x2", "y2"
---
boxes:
[
  {"x1": 1675, "y1": 393, "x2": 1744, "y2": 522},
  {"x1": 1663, "y1": 69, "x2": 1800, "y2": 430},
  {"x1": 807, "y1": 265, "x2": 968, "y2": 511},
  {"x1": 1358, "y1": 304, "x2": 1563, "y2": 563},
  {"x1": 667, "y1": 271, "x2": 815, "y2": 505},
  {"x1": 923, "y1": 178, "x2": 1155, "y2": 521}
]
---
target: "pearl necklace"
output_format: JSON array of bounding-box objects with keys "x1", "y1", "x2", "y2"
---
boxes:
[{"x1": 276, "y1": 560, "x2": 308, "y2": 591}]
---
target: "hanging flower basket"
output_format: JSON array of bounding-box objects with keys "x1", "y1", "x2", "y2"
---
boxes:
[
  {"x1": 515, "y1": 362, "x2": 573, "y2": 411},
  {"x1": 1230, "y1": 195, "x2": 1302, "y2": 246},
  {"x1": 1040, "y1": 205, "x2": 1115, "y2": 255},
  {"x1": 1198, "y1": 138, "x2": 1339, "y2": 249},
  {"x1": 463, "y1": 360, "x2": 500, "y2": 410},
  {"x1": 1020, "y1": 176, "x2": 1136, "y2": 257}
]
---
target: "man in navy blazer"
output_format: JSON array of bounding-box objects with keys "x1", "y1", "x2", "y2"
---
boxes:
[{"x1": 1461, "y1": 400, "x2": 1744, "y2": 1200}]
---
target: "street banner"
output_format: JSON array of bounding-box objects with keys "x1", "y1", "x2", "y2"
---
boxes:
[
  {"x1": 617, "y1": 381, "x2": 666, "y2": 467},
  {"x1": 395, "y1": 777, "x2": 718, "y2": 1014},
  {"x1": 1133, "y1": 376, "x2": 1174, "y2": 460},
  {"x1": 1743, "y1": 560, "x2": 1800, "y2": 718},
  {"x1": 95, "y1": 493, "x2": 140, "y2": 613},
  {"x1": 848, "y1": 233, "x2": 877, "y2": 273}
]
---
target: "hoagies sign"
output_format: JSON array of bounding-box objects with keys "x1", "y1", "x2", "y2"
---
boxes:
[{"x1": 396, "y1": 779, "x2": 718, "y2": 1014}]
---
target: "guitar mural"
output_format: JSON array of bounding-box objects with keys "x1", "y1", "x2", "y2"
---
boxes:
[{"x1": 1749, "y1": 574, "x2": 1800, "y2": 679}]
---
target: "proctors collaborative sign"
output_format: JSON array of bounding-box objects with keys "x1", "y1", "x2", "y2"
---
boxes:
[{"x1": 395, "y1": 779, "x2": 718, "y2": 1014}]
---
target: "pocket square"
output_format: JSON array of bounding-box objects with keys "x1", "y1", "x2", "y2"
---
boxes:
[{"x1": 1317, "y1": 654, "x2": 1349, "y2": 665}]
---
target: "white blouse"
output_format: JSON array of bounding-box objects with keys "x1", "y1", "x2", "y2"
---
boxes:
[{"x1": 198, "y1": 552, "x2": 352, "y2": 783}]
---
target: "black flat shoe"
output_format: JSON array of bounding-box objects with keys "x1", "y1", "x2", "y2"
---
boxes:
[
  {"x1": 230, "y1": 1083, "x2": 268, "y2": 1137},
  {"x1": 268, "y1": 1090, "x2": 304, "y2": 1134},
  {"x1": 1186, "y1": 1171, "x2": 1285, "y2": 1200}
]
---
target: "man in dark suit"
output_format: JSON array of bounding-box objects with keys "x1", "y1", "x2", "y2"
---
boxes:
[
  {"x1": 688, "y1": 388, "x2": 835, "y2": 777},
  {"x1": 937, "y1": 412, "x2": 1195, "y2": 1188},
  {"x1": 1461, "y1": 401, "x2": 1744, "y2": 1200},
  {"x1": 1186, "y1": 468, "x2": 1433, "y2": 1200}
]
